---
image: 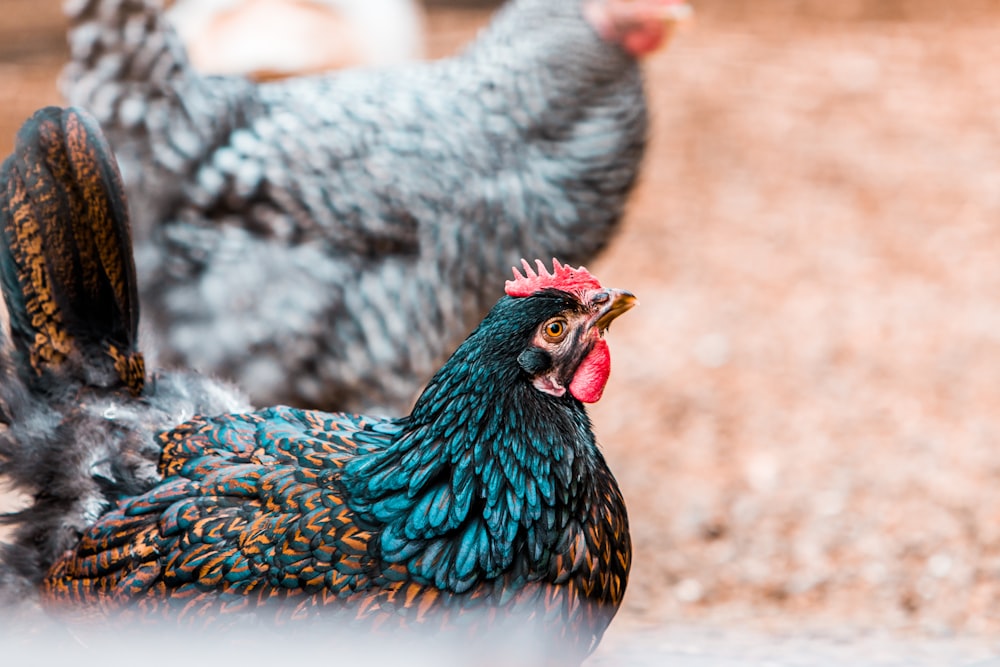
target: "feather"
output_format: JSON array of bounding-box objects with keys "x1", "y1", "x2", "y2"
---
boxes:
[
  {"x1": 60, "y1": 0, "x2": 652, "y2": 414},
  {"x1": 0, "y1": 107, "x2": 634, "y2": 665}
]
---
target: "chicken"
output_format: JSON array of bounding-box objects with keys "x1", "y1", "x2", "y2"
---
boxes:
[
  {"x1": 0, "y1": 107, "x2": 636, "y2": 664},
  {"x1": 62, "y1": 0, "x2": 686, "y2": 413}
]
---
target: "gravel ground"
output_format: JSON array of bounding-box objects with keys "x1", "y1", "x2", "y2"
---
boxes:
[
  {"x1": 591, "y1": 15, "x2": 1000, "y2": 639},
  {"x1": 3, "y1": 1, "x2": 1000, "y2": 663}
]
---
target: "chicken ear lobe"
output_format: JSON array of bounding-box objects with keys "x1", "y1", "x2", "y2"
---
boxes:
[
  {"x1": 532, "y1": 373, "x2": 567, "y2": 398},
  {"x1": 517, "y1": 347, "x2": 552, "y2": 375}
]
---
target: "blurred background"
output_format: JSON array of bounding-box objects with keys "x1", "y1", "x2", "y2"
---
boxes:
[{"x1": 3, "y1": 0, "x2": 1000, "y2": 658}]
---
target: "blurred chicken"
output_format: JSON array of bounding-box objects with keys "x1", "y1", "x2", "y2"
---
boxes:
[
  {"x1": 63, "y1": 0, "x2": 688, "y2": 413},
  {"x1": 167, "y1": 0, "x2": 426, "y2": 79},
  {"x1": 0, "y1": 107, "x2": 635, "y2": 665}
]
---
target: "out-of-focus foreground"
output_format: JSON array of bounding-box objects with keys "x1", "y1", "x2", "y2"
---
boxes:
[{"x1": 2, "y1": 0, "x2": 1000, "y2": 657}]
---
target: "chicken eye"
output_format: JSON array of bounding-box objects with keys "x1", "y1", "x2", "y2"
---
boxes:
[{"x1": 542, "y1": 319, "x2": 567, "y2": 342}]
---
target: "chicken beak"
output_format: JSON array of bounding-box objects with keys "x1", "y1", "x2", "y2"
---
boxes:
[{"x1": 593, "y1": 289, "x2": 638, "y2": 332}]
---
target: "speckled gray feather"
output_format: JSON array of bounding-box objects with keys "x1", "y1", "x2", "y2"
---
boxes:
[{"x1": 62, "y1": 0, "x2": 650, "y2": 414}]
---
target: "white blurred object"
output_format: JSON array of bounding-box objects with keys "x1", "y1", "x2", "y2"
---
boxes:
[{"x1": 167, "y1": 0, "x2": 426, "y2": 78}]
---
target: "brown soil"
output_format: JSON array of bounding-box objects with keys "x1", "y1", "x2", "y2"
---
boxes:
[{"x1": 2, "y1": 0, "x2": 1000, "y2": 648}]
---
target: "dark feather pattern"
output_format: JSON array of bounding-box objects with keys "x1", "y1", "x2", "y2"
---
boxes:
[
  {"x1": 0, "y1": 106, "x2": 141, "y2": 395},
  {"x1": 42, "y1": 296, "x2": 632, "y2": 662},
  {"x1": 62, "y1": 0, "x2": 651, "y2": 414},
  {"x1": 0, "y1": 108, "x2": 633, "y2": 665}
]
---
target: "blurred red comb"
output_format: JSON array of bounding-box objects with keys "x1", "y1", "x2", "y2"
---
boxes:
[{"x1": 504, "y1": 258, "x2": 603, "y2": 298}]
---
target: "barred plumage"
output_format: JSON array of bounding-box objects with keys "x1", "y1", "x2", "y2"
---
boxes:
[{"x1": 61, "y1": 0, "x2": 671, "y2": 413}]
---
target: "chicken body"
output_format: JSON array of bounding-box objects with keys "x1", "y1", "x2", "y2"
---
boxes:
[
  {"x1": 0, "y1": 108, "x2": 634, "y2": 664},
  {"x1": 62, "y1": 0, "x2": 670, "y2": 413}
]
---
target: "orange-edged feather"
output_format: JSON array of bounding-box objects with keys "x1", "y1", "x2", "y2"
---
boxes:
[{"x1": 0, "y1": 106, "x2": 143, "y2": 395}]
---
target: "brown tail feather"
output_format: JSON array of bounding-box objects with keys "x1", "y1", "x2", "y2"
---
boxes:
[{"x1": 0, "y1": 106, "x2": 144, "y2": 396}]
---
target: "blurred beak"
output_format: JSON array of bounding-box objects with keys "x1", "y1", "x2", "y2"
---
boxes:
[{"x1": 593, "y1": 289, "x2": 638, "y2": 332}]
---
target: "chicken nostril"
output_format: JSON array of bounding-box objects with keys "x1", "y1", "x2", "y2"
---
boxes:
[{"x1": 592, "y1": 291, "x2": 610, "y2": 305}]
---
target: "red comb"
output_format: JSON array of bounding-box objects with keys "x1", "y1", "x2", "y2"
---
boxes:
[{"x1": 504, "y1": 259, "x2": 603, "y2": 298}]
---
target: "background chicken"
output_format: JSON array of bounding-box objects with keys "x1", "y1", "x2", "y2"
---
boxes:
[
  {"x1": 0, "y1": 107, "x2": 636, "y2": 665},
  {"x1": 62, "y1": 0, "x2": 687, "y2": 414}
]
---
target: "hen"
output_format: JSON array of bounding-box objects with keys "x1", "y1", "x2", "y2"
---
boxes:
[
  {"x1": 62, "y1": 0, "x2": 684, "y2": 413},
  {"x1": 0, "y1": 108, "x2": 635, "y2": 664}
]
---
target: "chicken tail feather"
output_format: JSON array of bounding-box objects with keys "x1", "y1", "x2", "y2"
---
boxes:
[
  {"x1": 0, "y1": 105, "x2": 143, "y2": 397},
  {"x1": 0, "y1": 107, "x2": 153, "y2": 608}
]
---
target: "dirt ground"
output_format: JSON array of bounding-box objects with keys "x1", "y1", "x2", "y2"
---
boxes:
[{"x1": 3, "y1": 0, "x2": 1000, "y2": 659}]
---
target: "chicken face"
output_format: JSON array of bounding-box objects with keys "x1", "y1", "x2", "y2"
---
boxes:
[
  {"x1": 583, "y1": 0, "x2": 693, "y2": 57},
  {"x1": 519, "y1": 288, "x2": 636, "y2": 403}
]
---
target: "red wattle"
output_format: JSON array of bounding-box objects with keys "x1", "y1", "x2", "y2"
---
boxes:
[
  {"x1": 623, "y1": 24, "x2": 666, "y2": 57},
  {"x1": 569, "y1": 339, "x2": 611, "y2": 403}
]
